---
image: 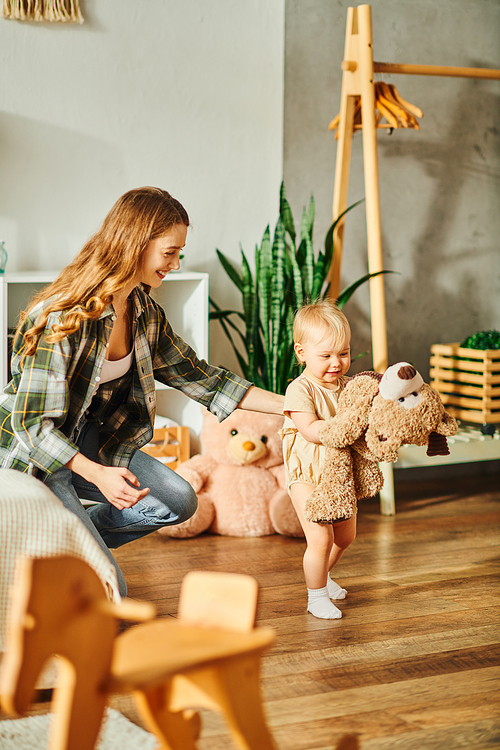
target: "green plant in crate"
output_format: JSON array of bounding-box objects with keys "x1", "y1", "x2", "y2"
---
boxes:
[
  {"x1": 209, "y1": 184, "x2": 389, "y2": 394},
  {"x1": 461, "y1": 330, "x2": 500, "y2": 350}
]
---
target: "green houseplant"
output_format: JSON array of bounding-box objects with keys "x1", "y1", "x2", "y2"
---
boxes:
[{"x1": 210, "y1": 184, "x2": 388, "y2": 394}]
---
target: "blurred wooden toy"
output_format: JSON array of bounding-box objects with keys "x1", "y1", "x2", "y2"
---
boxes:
[{"x1": 0, "y1": 558, "x2": 277, "y2": 750}]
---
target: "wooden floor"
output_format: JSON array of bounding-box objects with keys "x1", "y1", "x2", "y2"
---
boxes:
[
  {"x1": 109, "y1": 468, "x2": 500, "y2": 750},
  {"x1": 2, "y1": 469, "x2": 497, "y2": 749}
]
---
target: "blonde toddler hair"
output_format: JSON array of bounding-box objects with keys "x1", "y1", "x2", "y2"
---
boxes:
[{"x1": 293, "y1": 300, "x2": 351, "y2": 349}]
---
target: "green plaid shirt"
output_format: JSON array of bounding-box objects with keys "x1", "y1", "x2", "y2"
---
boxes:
[{"x1": 0, "y1": 286, "x2": 251, "y2": 476}]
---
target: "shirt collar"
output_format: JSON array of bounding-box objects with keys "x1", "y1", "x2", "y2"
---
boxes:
[{"x1": 102, "y1": 286, "x2": 145, "y2": 321}]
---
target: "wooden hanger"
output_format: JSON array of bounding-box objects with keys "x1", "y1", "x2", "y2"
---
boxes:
[{"x1": 329, "y1": 82, "x2": 422, "y2": 137}]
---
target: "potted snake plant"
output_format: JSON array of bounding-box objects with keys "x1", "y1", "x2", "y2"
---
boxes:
[{"x1": 210, "y1": 183, "x2": 388, "y2": 394}]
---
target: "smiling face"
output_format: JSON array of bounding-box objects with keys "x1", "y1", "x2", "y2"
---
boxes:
[
  {"x1": 295, "y1": 330, "x2": 351, "y2": 388},
  {"x1": 138, "y1": 223, "x2": 188, "y2": 288}
]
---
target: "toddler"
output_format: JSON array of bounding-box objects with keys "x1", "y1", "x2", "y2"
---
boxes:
[{"x1": 281, "y1": 301, "x2": 356, "y2": 620}]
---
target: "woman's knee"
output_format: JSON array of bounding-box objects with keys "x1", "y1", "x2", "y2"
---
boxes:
[
  {"x1": 130, "y1": 451, "x2": 198, "y2": 524},
  {"x1": 175, "y1": 478, "x2": 198, "y2": 523}
]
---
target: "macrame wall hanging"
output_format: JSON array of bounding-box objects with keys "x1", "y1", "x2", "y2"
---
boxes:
[{"x1": 2, "y1": 0, "x2": 83, "y2": 22}]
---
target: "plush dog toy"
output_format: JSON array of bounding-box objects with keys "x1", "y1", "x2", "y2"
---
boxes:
[
  {"x1": 305, "y1": 362, "x2": 458, "y2": 524},
  {"x1": 158, "y1": 408, "x2": 304, "y2": 539}
]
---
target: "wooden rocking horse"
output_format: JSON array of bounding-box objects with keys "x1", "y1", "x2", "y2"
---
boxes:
[{"x1": 0, "y1": 558, "x2": 277, "y2": 750}]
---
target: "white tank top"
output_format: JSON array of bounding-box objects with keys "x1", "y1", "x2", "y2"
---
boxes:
[
  {"x1": 90, "y1": 350, "x2": 134, "y2": 399},
  {"x1": 100, "y1": 350, "x2": 134, "y2": 383}
]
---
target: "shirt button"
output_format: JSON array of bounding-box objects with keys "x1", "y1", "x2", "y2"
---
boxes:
[
  {"x1": 111, "y1": 315, "x2": 117, "y2": 321},
  {"x1": 95, "y1": 377, "x2": 101, "y2": 383},
  {"x1": 106, "y1": 343, "x2": 109, "y2": 348}
]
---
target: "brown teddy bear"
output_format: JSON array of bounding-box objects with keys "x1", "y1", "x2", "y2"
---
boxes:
[
  {"x1": 157, "y1": 409, "x2": 304, "y2": 539},
  {"x1": 305, "y1": 362, "x2": 458, "y2": 524}
]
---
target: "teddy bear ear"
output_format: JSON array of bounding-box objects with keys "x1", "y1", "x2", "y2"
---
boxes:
[{"x1": 427, "y1": 431, "x2": 450, "y2": 457}]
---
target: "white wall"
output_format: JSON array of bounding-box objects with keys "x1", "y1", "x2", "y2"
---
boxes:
[
  {"x1": 284, "y1": 0, "x2": 500, "y2": 378},
  {"x1": 0, "y1": 0, "x2": 285, "y2": 371}
]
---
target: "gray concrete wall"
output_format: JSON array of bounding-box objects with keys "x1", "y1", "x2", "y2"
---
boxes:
[{"x1": 284, "y1": 0, "x2": 500, "y2": 377}]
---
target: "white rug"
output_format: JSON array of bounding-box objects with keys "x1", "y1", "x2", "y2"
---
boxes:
[{"x1": 0, "y1": 707, "x2": 157, "y2": 749}]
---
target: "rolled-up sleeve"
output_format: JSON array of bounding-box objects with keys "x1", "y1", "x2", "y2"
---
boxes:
[
  {"x1": 152, "y1": 318, "x2": 252, "y2": 422},
  {"x1": 11, "y1": 335, "x2": 79, "y2": 474}
]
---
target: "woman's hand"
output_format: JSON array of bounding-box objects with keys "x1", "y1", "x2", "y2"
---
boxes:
[
  {"x1": 92, "y1": 465, "x2": 150, "y2": 510},
  {"x1": 66, "y1": 453, "x2": 150, "y2": 510}
]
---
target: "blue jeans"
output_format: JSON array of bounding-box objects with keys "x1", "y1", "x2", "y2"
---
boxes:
[{"x1": 44, "y1": 420, "x2": 198, "y2": 597}]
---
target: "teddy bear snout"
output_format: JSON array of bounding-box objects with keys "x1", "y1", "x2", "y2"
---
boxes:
[{"x1": 227, "y1": 432, "x2": 269, "y2": 464}]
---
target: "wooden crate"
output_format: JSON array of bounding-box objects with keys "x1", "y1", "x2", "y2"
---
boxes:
[
  {"x1": 430, "y1": 343, "x2": 500, "y2": 425},
  {"x1": 141, "y1": 425, "x2": 190, "y2": 470}
]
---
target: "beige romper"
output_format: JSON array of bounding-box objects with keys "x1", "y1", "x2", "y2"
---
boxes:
[{"x1": 280, "y1": 372, "x2": 347, "y2": 492}]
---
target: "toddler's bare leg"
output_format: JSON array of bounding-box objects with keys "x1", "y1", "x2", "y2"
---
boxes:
[
  {"x1": 329, "y1": 516, "x2": 357, "y2": 569},
  {"x1": 326, "y1": 516, "x2": 357, "y2": 598},
  {"x1": 290, "y1": 483, "x2": 342, "y2": 619}
]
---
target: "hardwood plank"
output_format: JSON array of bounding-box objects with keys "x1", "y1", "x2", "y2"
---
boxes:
[
  {"x1": 197, "y1": 710, "x2": 414, "y2": 750},
  {"x1": 271, "y1": 718, "x2": 500, "y2": 750},
  {"x1": 357, "y1": 719, "x2": 500, "y2": 749},
  {"x1": 260, "y1": 607, "x2": 500, "y2": 657},
  {"x1": 261, "y1": 624, "x2": 500, "y2": 678},
  {"x1": 258, "y1": 598, "x2": 472, "y2": 635},
  {"x1": 386, "y1": 690, "x2": 500, "y2": 727},
  {"x1": 264, "y1": 667, "x2": 500, "y2": 725},
  {"x1": 378, "y1": 560, "x2": 500, "y2": 586},
  {"x1": 304, "y1": 643, "x2": 500, "y2": 690}
]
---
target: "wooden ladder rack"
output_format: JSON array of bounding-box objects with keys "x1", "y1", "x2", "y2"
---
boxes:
[{"x1": 330, "y1": 4, "x2": 500, "y2": 514}]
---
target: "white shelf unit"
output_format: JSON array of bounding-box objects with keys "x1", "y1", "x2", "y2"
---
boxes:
[
  {"x1": 0, "y1": 271, "x2": 209, "y2": 438},
  {"x1": 150, "y1": 271, "x2": 209, "y2": 439}
]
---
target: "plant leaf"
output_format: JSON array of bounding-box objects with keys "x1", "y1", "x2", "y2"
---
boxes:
[
  {"x1": 215, "y1": 249, "x2": 243, "y2": 292},
  {"x1": 336, "y1": 270, "x2": 395, "y2": 309},
  {"x1": 258, "y1": 225, "x2": 273, "y2": 387},
  {"x1": 208, "y1": 309, "x2": 244, "y2": 322},
  {"x1": 240, "y1": 247, "x2": 257, "y2": 372},
  {"x1": 300, "y1": 206, "x2": 314, "y2": 301},
  {"x1": 308, "y1": 194, "x2": 315, "y2": 240},
  {"x1": 270, "y1": 218, "x2": 286, "y2": 392},
  {"x1": 280, "y1": 182, "x2": 296, "y2": 245},
  {"x1": 208, "y1": 299, "x2": 249, "y2": 378}
]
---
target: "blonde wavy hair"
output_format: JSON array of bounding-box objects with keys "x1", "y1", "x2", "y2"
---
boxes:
[
  {"x1": 293, "y1": 300, "x2": 351, "y2": 353},
  {"x1": 16, "y1": 187, "x2": 189, "y2": 360}
]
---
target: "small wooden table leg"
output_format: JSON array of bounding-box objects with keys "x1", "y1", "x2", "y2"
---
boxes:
[
  {"x1": 206, "y1": 656, "x2": 276, "y2": 750},
  {"x1": 134, "y1": 685, "x2": 201, "y2": 750}
]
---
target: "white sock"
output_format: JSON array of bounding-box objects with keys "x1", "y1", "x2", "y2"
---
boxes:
[
  {"x1": 327, "y1": 574, "x2": 347, "y2": 600},
  {"x1": 307, "y1": 586, "x2": 342, "y2": 619}
]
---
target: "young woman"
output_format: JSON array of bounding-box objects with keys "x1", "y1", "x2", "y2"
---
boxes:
[{"x1": 0, "y1": 186, "x2": 283, "y2": 595}]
